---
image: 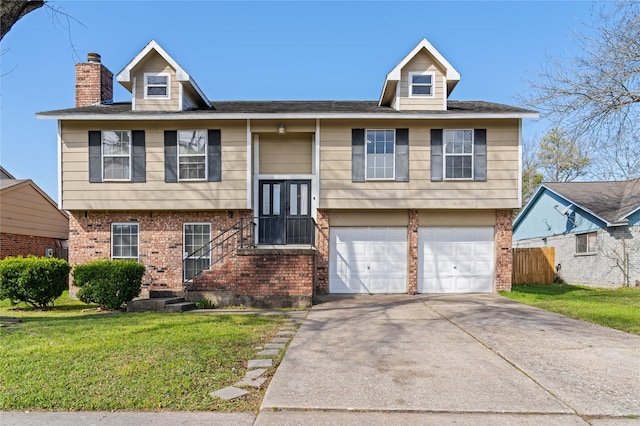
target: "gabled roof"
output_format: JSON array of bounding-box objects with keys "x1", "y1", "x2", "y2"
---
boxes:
[
  {"x1": 515, "y1": 179, "x2": 640, "y2": 228},
  {"x1": 0, "y1": 166, "x2": 16, "y2": 179},
  {"x1": 379, "y1": 38, "x2": 461, "y2": 107},
  {"x1": 116, "y1": 40, "x2": 211, "y2": 108}
]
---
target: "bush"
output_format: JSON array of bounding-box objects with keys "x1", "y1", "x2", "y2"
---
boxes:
[
  {"x1": 0, "y1": 256, "x2": 70, "y2": 309},
  {"x1": 73, "y1": 260, "x2": 144, "y2": 310}
]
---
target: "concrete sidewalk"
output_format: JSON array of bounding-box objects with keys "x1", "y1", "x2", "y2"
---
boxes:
[{"x1": 257, "y1": 294, "x2": 640, "y2": 425}]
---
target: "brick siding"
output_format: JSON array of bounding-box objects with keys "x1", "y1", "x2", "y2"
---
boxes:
[
  {"x1": 0, "y1": 233, "x2": 65, "y2": 259},
  {"x1": 314, "y1": 209, "x2": 330, "y2": 294},
  {"x1": 68, "y1": 210, "x2": 252, "y2": 292},
  {"x1": 75, "y1": 62, "x2": 113, "y2": 107},
  {"x1": 494, "y1": 209, "x2": 513, "y2": 292},
  {"x1": 408, "y1": 209, "x2": 419, "y2": 294}
]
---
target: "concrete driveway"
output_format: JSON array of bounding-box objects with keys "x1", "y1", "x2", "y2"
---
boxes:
[{"x1": 257, "y1": 294, "x2": 640, "y2": 425}]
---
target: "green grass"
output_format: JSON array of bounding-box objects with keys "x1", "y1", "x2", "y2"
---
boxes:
[
  {"x1": 501, "y1": 283, "x2": 640, "y2": 335},
  {"x1": 0, "y1": 292, "x2": 288, "y2": 412}
]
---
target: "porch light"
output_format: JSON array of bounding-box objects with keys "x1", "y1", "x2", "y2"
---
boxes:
[{"x1": 278, "y1": 124, "x2": 286, "y2": 135}]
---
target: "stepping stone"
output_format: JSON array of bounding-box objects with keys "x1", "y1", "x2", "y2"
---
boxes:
[
  {"x1": 254, "y1": 346, "x2": 263, "y2": 350},
  {"x1": 277, "y1": 331, "x2": 295, "y2": 336},
  {"x1": 209, "y1": 386, "x2": 247, "y2": 401},
  {"x1": 235, "y1": 376, "x2": 267, "y2": 388},
  {"x1": 265, "y1": 343, "x2": 285, "y2": 349},
  {"x1": 280, "y1": 326, "x2": 296, "y2": 331},
  {"x1": 272, "y1": 337, "x2": 290, "y2": 343},
  {"x1": 248, "y1": 359, "x2": 272, "y2": 369},
  {"x1": 257, "y1": 349, "x2": 279, "y2": 356},
  {"x1": 245, "y1": 368, "x2": 267, "y2": 379}
]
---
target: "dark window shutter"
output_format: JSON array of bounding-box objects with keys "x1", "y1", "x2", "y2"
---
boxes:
[
  {"x1": 131, "y1": 130, "x2": 146, "y2": 182},
  {"x1": 352, "y1": 129, "x2": 365, "y2": 182},
  {"x1": 430, "y1": 129, "x2": 443, "y2": 181},
  {"x1": 395, "y1": 128, "x2": 409, "y2": 182},
  {"x1": 164, "y1": 131, "x2": 178, "y2": 183},
  {"x1": 88, "y1": 131, "x2": 102, "y2": 183},
  {"x1": 207, "y1": 129, "x2": 221, "y2": 182},
  {"x1": 474, "y1": 129, "x2": 487, "y2": 181}
]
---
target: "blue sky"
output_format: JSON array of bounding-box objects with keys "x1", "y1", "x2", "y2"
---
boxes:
[{"x1": 1, "y1": 1, "x2": 602, "y2": 201}]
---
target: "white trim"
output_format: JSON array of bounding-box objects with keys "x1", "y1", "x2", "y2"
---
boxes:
[
  {"x1": 101, "y1": 130, "x2": 133, "y2": 182},
  {"x1": 178, "y1": 83, "x2": 183, "y2": 110},
  {"x1": 143, "y1": 72, "x2": 170, "y2": 100},
  {"x1": 517, "y1": 119, "x2": 523, "y2": 208},
  {"x1": 394, "y1": 80, "x2": 401, "y2": 111},
  {"x1": 177, "y1": 129, "x2": 207, "y2": 181},
  {"x1": 408, "y1": 71, "x2": 435, "y2": 98},
  {"x1": 132, "y1": 76, "x2": 136, "y2": 111},
  {"x1": 313, "y1": 119, "x2": 320, "y2": 219},
  {"x1": 38, "y1": 112, "x2": 539, "y2": 120},
  {"x1": 57, "y1": 121, "x2": 62, "y2": 209},
  {"x1": 252, "y1": 133, "x2": 259, "y2": 245},
  {"x1": 443, "y1": 129, "x2": 474, "y2": 181},
  {"x1": 183, "y1": 222, "x2": 212, "y2": 281},
  {"x1": 247, "y1": 120, "x2": 253, "y2": 209},
  {"x1": 111, "y1": 222, "x2": 139, "y2": 261},
  {"x1": 442, "y1": 77, "x2": 447, "y2": 110}
]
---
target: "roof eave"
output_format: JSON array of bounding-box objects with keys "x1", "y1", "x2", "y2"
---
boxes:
[{"x1": 36, "y1": 111, "x2": 539, "y2": 120}]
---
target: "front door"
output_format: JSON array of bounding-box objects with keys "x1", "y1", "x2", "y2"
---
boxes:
[{"x1": 259, "y1": 180, "x2": 312, "y2": 245}]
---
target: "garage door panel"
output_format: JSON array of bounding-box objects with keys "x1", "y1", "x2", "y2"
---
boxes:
[
  {"x1": 419, "y1": 227, "x2": 495, "y2": 293},
  {"x1": 330, "y1": 227, "x2": 407, "y2": 294}
]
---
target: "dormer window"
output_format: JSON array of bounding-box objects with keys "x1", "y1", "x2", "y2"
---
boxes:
[
  {"x1": 144, "y1": 73, "x2": 170, "y2": 99},
  {"x1": 409, "y1": 72, "x2": 434, "y2": 97}
]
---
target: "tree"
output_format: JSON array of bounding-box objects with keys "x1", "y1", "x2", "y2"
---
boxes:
[
  {"x1": 537, "y1": 128, "x2": 591, "y2": 182},
  {"x1": 521, "y1": 134, "x2": 543, "y2": 205},
  {"x1": 0, "y1": 0, "x2": 45, "y2": 41},
  {"x1": 526, "y1": 1, "x2": 640, "y2": 180}
]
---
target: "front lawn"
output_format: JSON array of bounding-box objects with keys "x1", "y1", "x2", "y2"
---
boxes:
[
  {"x1": 0, "y1": 292, "x2": 288, "y2": 411},
  {"x1": 501, "y1": 283, "x2": 640, "y2": 335}
]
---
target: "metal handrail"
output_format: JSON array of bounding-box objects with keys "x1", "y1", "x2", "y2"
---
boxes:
[{"x1": 183, "y1": 218, "x2": 255, "y2": 282}]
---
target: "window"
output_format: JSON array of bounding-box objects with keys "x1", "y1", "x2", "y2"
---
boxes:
[
  {"x1": 183, "y1": 223, "x2": 211, "y2": 281},
  {"x1": 144, "y1": 73, "x2": 169, "y2": 99},
  {"x1": 366, "y1": 129, "x2": 395, "y2": 180},
  {"x1": 102, "y1": 131, "x2": 131, "y2": 180},
  {"x1": 576, "y1": 232, "x2": 597, "y2": 254},
  {"x1": 409, "y1": 72, "x2": 434, "y2": 97},
  {"x1": 178, "y1": 130, "x2": 207, "y2": 180},
  {"x1": 444, "y1": 129, "x2": 473, "y2": 179},
  {"x1": 112, "y1": 223, "x2": 139, "y2": 260}
]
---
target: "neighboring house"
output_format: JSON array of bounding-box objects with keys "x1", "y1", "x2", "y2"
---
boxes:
[
  {"x1": 0, "y1": 166, "x2": 69, "y2": 259},
  {"x1": 513, "y1": 180, "x2": 640, "y2": 288},
  {"x1": 37, "y1": 39, "x2": 536, "y2": 306}
]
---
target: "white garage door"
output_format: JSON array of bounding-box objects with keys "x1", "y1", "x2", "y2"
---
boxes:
[
  {"x1": 330, "y1": 227, "x2": 407, "y2": 293},
  {"x1": 419, "y1": 227, "x2": 495, "y2": 293}
]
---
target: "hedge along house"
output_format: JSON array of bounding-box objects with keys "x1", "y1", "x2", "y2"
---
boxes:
[{"x1": 37, "y1": 39, "x2": 537, "y2": 307}]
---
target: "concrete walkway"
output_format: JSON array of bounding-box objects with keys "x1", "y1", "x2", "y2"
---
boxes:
[{"x1": 257, "y1": 294, "x2": 640, "y2": 425}]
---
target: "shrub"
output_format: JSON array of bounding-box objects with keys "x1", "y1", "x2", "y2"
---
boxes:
[
  {"x1": 0, "y1": 256, "x2": 70, "y2": 309},
  {"x1": 73, "y1": 260, "x2": 144, "y2": 310}
]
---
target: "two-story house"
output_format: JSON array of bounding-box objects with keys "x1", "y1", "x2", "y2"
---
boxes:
[{"x1": 38, "y1": 39, "x2": 536, "y2": 307}]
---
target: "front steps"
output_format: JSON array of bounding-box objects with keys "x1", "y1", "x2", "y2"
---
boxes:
[{"x1": 126, "y1": 294, "x2": 196, "y2": 313}]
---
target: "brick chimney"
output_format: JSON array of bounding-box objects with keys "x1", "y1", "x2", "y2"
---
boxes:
[{"x1": 75, "y1": 53, "x2": 113, "y2": 107}]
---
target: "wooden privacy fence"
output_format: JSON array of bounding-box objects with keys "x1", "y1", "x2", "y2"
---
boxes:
[{"x1": 512, "y1": 247, "x2": 555, "y2": 284}]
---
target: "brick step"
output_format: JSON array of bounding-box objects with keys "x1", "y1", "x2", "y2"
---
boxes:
[
  {"x1": 165, "y1": 302, "x2": 197, "y2": 312},
  {"x1": 126, "y1": 297, "x2": 193, "y2": 313}
]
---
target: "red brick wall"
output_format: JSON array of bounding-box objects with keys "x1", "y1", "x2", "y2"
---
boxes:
[
  {"x1": 0, "y1": 233, "x2": 65, "y2": 259},
  {"x1": 408, "y1": 209, "x2": 418, "y2": 294},
  {"x1": 314, "y1": 209, "x2": 330, "y2": 294},
  {"x1": 75, "y1": 62, "x2": 113, "y2": 107},
  {"x1": 495, "y1": 209, "x2": 514, "y2": 292},
  {"x1": 68, "y1": 210, "x2": 252, "y2": 291}
]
